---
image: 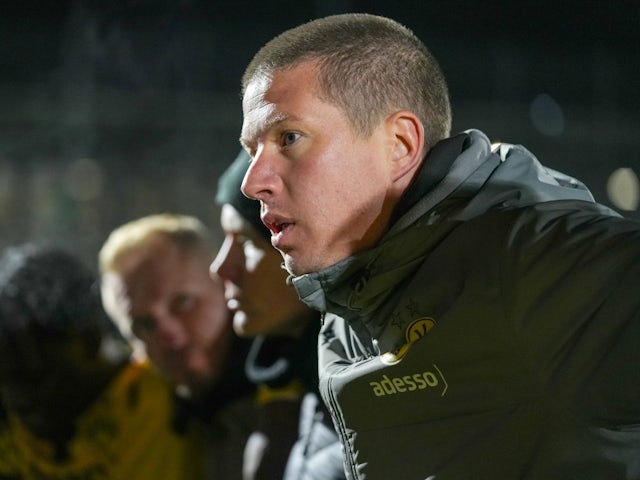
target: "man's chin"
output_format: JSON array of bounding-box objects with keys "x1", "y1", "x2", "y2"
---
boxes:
[
  {"x1": 284, "y1": 254, "x2": 323, "y2": 277},
  {"x1": 283, "y1": 255, "x2": 306, "y2": 277}
]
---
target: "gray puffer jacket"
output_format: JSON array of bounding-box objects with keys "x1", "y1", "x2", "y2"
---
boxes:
[{"x1": 293, "y1": 130, "x2": 640, "y2": 479}]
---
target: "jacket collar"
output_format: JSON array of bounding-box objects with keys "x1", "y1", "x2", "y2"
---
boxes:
[
  {"x1": 292, "y1": 127, "x2": 608, "y2": 345},
  {"x1": 389, "y1": 131, "x2": 471, "y2": 225},
  {"x1": 291, "y1": 131, "x2": 490, "y2": 338}
]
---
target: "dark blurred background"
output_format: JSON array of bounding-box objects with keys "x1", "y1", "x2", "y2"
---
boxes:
[{"x1": 2, "y1": 0, "x2": 639, "y2": 266}]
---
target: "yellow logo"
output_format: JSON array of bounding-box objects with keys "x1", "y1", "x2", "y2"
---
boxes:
[{"x1": 381, "y1": 317, "x2": 435, "y2": 365}]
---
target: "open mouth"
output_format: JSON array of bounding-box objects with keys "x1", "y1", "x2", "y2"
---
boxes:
[
  {"x1": 262, "y1": 213, "x2": 293, "y2": 236},
  {"x1": 271, "y1": 222, "x2": 291, "y2": 234}
]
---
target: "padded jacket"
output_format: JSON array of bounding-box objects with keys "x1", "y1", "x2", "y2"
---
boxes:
[{"x1": 292, "y1": 130, "x2": 640, "y2": 479}]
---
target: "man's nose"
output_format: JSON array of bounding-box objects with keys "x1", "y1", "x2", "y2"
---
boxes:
[
  {"x1": 241, "y1": 149, "x2": 277, "y2": 201},
  {"x1": 211, "y1": 236, "x2": 240, "y2": 284},
  {"x1": 155, "y1": 315, "x2": 188, "y2": 350}
]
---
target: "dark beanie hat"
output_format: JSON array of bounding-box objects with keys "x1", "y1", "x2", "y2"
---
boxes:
[{"x1": 215, "y1": 149, "x2": 271, "y2": 240}]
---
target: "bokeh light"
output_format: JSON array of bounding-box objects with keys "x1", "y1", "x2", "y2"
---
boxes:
[{"x1": 606, "y1": 167, "x2": 640, "y2": 211}]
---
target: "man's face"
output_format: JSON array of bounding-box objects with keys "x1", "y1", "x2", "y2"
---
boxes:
[
  {"x1": 211, "y1": 204, "x2": 310, "y2": 338},
  {"x1": 241, "y1": 61, "x2": 396, "y2": 275},
  {"x1": 103, "y1": 237, "x2": 231, "y2": 395}
]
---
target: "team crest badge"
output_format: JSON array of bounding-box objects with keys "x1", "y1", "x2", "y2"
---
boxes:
[{"x1": 381, "y1": 317, "x2": 435, "y2": 365}]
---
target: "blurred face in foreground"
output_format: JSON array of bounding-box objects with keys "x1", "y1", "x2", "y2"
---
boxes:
[
  {"x1": 102, "y1": 236, "x2": 231, "y2": 396},
  {"x1": 211, "y1": 204, "x2": 310, "y2": 337},
  {"x1": 240, "y1": 61, "x2": 401, "y2": 276}
]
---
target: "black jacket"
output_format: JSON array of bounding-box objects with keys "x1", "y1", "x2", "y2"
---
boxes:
[{"x1": 293, "y1": 130, "x2": 640, "y2": 479}]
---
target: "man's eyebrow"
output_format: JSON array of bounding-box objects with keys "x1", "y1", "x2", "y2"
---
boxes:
[{"x1": 240, "y1": 112, "x2": 296, "y2": 153}]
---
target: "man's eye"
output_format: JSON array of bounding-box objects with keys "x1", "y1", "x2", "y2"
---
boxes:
[
  {"x1": 171, "y1": 294, "x2": 196, "y2": 315},
  {"x1": 282, "y1": 132, "x2": 299, "y2": 146}
]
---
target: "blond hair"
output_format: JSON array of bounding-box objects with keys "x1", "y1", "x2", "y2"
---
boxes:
[{"x1": 99, "y1": 213, "x2": 214, "y2": 275}]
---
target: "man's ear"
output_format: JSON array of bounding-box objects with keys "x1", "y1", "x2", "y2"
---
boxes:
[{"x1": 385, "y1": 110, "x2": 424, "y2": 183}]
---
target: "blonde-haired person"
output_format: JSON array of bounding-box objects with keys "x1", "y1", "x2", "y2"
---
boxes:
[{"x1": 99, "y1": 213, "x2": 257, "y2": 480}]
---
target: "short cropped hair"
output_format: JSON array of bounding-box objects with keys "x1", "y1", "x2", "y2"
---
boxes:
[
  {"x1": 0, "y1": 244, "x2": 118, "y2": 341},
  {"x1": 99, "y1": 213, "x2": 214, "y2": 275},
  {"x1": 242, "y1": 13, "x2": 451, "y2": 151}
]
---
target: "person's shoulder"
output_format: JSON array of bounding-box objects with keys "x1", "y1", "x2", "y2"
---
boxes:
[
  {"x1": 503, "y1": 199, "x2": 636, "y2": 237},
  {"x1": 464, "y1": 197, "x2": 625, "y2": 231},
  {"x1": 99, "y1": 358, "x2": 175, "y2": 417}
]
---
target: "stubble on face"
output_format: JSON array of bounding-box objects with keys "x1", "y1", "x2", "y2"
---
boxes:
[{"x1": 242, "y1": 62, "x2": 395, "y2": 277}]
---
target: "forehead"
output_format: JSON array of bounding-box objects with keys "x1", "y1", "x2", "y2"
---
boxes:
[
  {"x1": 240, "y1": 62, "x2": 321, "y2": 149},
  {"x1": 240, "y1": 74, "x2": 278, "y2": 151},
  {"x1": 119, "y1": 240, "x2": 204, "y2": 297}
]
